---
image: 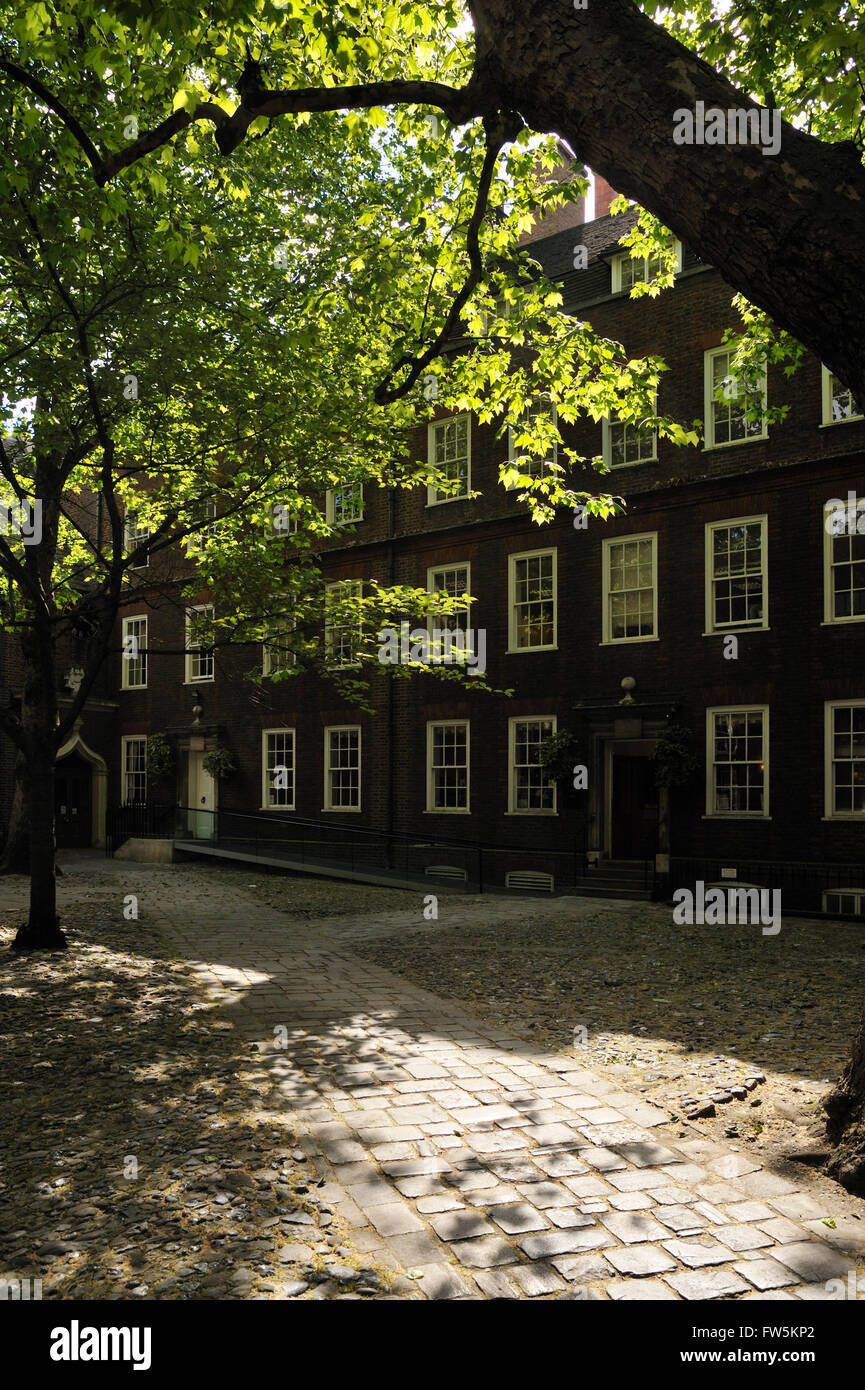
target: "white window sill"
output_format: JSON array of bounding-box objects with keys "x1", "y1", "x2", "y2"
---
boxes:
[
  {"x1": 120, "y1": 685, "x2": 148, "y2": 692},
  {"x1": 606, "y1": 459, "x2": 657, "y2": 470},
  {"x1": 505, "y1": 645, "x2": 559, "y2": 655},
  {"x1": 819, "y1": 419, "x2": 864, "y2": 428},
  {"x1": 702, "y1": 436, "x2": 767, "y2": 452},
  {"x1": 505, "y1": 810, "x2": 558, "y2": 817},
  {"x1": 424, "y1": 808, "x2": 471, "y2": 815},
  {"x1": 259, "y1": 806, "x2": 296, "y2": 813},
  {"x1": 182, "y1": 679, "x2": 215, "y2": 686},
  {"x1": 321, "y1": 806, "x2": 362, "y2": 813},
  {"x1": 820, "y1": 617, "x2": 865, "y2": 626},
  {"x1": 702, "y1": 626, "x2": 769, "y2": 637},
  {"x1": 701, "y1": 814, "x2": 771, "y2": 821},
  {"x1": 600, "y1": 635, "x2": 659, "y2": 646},
  {"x1": 821, "y1": 814, "x2": 865, "y2": 822},
  {"x1": 426, "y1": 496, "x2": 471, "y2": 508}
]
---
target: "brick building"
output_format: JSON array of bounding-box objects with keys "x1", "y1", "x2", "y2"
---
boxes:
[{"x1": 35, "y1": 176, "x2": 865, "y2": 912}]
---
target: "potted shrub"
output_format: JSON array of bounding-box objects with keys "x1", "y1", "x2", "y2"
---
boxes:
[
  {"x1": 146, "y1": 733, "x2": 174, "y2": 784},
  {"x1": 651, "y1": 722, "x2": 699, "y2": 788},
  {"x1": 538, "y1": 729, "x2": 585, "y2": 801},
  {"x1": 202, "y1": 744, "x2": 235, "y2": 780}
]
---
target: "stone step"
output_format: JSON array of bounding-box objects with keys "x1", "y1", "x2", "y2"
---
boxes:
[{"x1": 568, "y1": 883, "x2": 654, "y2": 901}]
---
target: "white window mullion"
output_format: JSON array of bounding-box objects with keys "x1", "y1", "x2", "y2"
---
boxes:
[
  {"x1": 508, "y1": 549, "x2": 557, "y2": 651},
  {"x1": 508, "y1": 716, "x2": 556, "y2": 814},
  {"x1": 706, "y1": 706, "x2": 769, "y2": 817},
  {"x1": 262, "y1": 729, "x2": 295, "y2": 809},
  {"x1": 426, "y1": 721, "x2": 470, "y2": 812},
  {"x1": 324, "y1": 726, "x2": 361, "y2": 811}
]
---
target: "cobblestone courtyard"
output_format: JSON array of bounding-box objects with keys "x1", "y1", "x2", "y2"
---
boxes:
[{"x1": 2, "y1": 856, "x2": 864, "y2": 1302}]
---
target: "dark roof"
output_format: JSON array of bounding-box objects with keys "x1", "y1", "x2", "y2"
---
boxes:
[{"x1": 522, "y1": 210, "x2": 709, "y2": 311}]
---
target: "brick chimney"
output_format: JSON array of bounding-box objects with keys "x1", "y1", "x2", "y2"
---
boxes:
[
  {"x1": 592, "y1": 174, "x2": 618, "y2": 220},
  {"x1": 518, "y1": 143, "x2": 587, "y2": 246}
]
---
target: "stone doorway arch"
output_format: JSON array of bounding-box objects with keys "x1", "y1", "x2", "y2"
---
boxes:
[{"x1": 56, "y1": 721, "x2": 108, "y2": 848}]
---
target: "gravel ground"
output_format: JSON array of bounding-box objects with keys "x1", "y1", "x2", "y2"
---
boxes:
[
  {"x1": 4, "y1": 859, "x2": 865, "y2": 1298},
  {"x1": 0, "y1": 881, "x2": 395, "y2": 1301},
  {"x1": 340, "y1": 888, "x2": 865, "y2": 1217}
]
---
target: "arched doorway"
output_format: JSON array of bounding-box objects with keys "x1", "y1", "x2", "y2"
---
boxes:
[
  {"x1": 55, "y1": 752, "x2": 92, "y2": 847},
  {"x1": 55, "y1": 723, "x2": 108, "y2": 848}
]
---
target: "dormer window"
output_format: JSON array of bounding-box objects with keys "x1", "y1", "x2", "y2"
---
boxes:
[{"x1": 611, "y1": 240, "x2": 682, "y2": 294}]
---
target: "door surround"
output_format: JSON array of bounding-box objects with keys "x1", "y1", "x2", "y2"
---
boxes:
[
  {"x1": 602, "y1": 737, "x2": 656, "y2": 858},
  {"x1": 176, "y1": 735, "x2": 218, "y2": 839},
  {"x1": 55, "y1": 723, "x2": 107, "y2": 848}
]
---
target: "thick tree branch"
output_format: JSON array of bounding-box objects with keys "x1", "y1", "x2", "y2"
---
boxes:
[
  {"x1": 0, "y1": 55, "x2": 103, "y2": 169},
  {"x1": 468, "y1": 0, "x2": 865, "y2": 398},
  {"x1": 96, "y1": 80, "x2": 487, "y2": 184}
]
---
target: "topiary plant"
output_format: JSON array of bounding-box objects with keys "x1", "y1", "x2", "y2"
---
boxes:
[
  {"x1": 538, "y1": 729, "x2": 582, "y2": 782},
  {"x1": 146, "y1": 733, "x2": 174, "y2": 782},
  {"x1": 652, "y1": 722, "x2": 699, "y2": 788},
  {"x1": 202, "y1": 744, "x2": 235, "y2": 780}
]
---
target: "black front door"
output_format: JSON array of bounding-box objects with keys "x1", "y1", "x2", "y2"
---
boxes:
[
  {"x1": 611, "y1": 755, "x2": 658, "y2": 858},
  {"x1": 55, "y1": 754, "x2": 92, "y2": 847}
]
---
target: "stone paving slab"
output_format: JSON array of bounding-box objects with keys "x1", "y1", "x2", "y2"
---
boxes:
[{"x1": 46, "y1": 860, "x2": 864, "y2": 1302}]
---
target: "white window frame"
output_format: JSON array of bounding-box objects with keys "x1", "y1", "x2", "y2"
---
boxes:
[
  {"x1": 264, "y1": 502, "x2": 299, "y2": 538},
  {"x1": 507, "y1": 548, "x2": 557, "y2": 652},
  {"x1": 184, "y1": 604, "x2": 215, "y2": 684},
  {"x1": 611, "y1": 240, "x2": 682, "y2": 294},
  {"x1": 323, "y1": 725, "x2": 362, "y2": 812},
  {"x1": 824, "y1": 700, "x2": 865, "y2": 819},
  {"x1": 120, "y1": 735, "x2": 148, "y2": 806},
  {"x1": 823, "y1": 502, "x2": 865, "y2": 625},
  {"x1": 506, "y1": 398, "x2": 558, "y2": 483},
  {"x1": 262, "y1": 596, "x2": 295, "y2": 676},
  {"x1": 704, "y1": 345, "x2": 768, "y2": 450},
  {"x1": 821, "y1": 365, "x2": 864, "y2": 426},
  {"x1": 427, "y1": 413, "x2": 471, "y2": 506},
  {"x1": 602, "y1": 401, "x2": 658, "y2": 468},
  {"x1": 261, "y1": 728, "x2": 296, "y2": 810},
  {"x1": 705, "y1": 705, "x2": 770, "y2": 818},
  {"x1": 508, "y1": 715, "x2": 557, "y2": 815},
  {"x1": 185, "y1": 495, "x2": 218, "y2": 554},
  {"x1": 121, "y1": 615, "x2": 148, "y2": 690},
  {"x1": 124, "y1": 513, "x2": 150, "y2": 567},
  {"x1": 324, "y1": 579, "x2": 363, "y2": 667},
  {"x1": 601, "y1": 533, "x2": 658, "y2": 644},
  {"x1": 427, "y1": 562, "x2": 472, "y2": 635},
  {"x1": 326, "y1": 483, "x2": 364, "y2": 526},
  {"x1": 704, "y1": 516, "x2": 769, "y2": 634},
  {"x1": 426, "y1": 720, "x2": 470, "y2": 814}
]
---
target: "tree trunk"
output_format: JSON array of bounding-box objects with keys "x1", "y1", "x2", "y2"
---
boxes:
[
  {"x1": 469, "y1": 0, "x2": 865, "y2": 401},
  {"x1": 11, "y1": 638, "x2": 65, "y2": 951},
  {"x1": 824, "y1": 1002, "x2": 865, "y2": 1196},
  {"x1": 1, "y1": 750, "x2": 30, "y2": 875}
]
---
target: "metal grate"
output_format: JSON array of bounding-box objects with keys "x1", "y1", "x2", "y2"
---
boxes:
[
  {"x1": 424, "y1": 864, "x2": 469, "y2": 882},
  {"x1": 505, "y1": 869, "x2": 555, "y2": 893},
  {"x1": 823, "y1": 889, "x2": 865, "y2": 917}
]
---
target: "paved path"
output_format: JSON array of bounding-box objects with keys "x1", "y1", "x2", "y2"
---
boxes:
[{"x1": 25, "y1": 860, "x2": 865, "y2": 1299}]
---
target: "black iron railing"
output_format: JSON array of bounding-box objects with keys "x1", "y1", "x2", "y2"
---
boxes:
[
  {"x1": 669, "y1": 856, "x2": 865, "y2": 915},
  {"x1": 106, "y1": 801, "x2": 586, "y2": 894},
  {"x1": 105, "y1": 802, "x2": 176, "y2": 854}
]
